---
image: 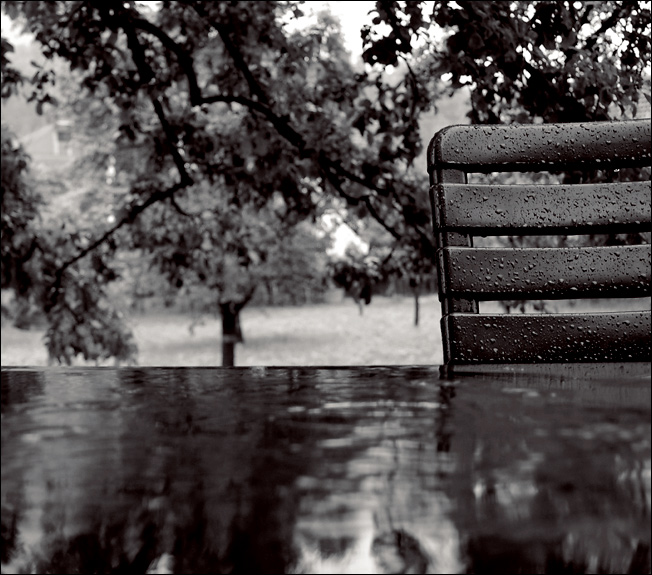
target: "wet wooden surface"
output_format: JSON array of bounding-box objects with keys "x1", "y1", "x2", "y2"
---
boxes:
[
  {"x1": 2, "y1": 366, "x2": 650, "y2": 574},
  {"x1": 433, "y1": 181, "x2": 651, "y2": 234}
]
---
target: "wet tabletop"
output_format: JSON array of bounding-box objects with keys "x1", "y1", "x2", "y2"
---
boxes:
[{"x1": 1, "y1": 366, "x2": 650, "y2": 574}]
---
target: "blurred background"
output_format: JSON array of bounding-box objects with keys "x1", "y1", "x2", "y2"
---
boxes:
[{"x1": 1, "y1": 1, "x2": 650, "y2": 367}]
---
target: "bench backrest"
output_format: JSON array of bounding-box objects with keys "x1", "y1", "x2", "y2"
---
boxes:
[{"x1": 427, "y1": 120, "x2": 651, "y2": 366}]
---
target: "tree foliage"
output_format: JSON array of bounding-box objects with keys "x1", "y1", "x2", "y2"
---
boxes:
[
  {"x1": 365, "y1": 1, "x2": 650, "y2": 123},
  {"x1": 1, "y1": 0, "x2": 649, "y2": 363},
  {"x1": 1, "y1": 123, "x2": 138, "y2": 363},
  {"x1": 1, "y1": 126, "x2": 39, "y2": 296}
]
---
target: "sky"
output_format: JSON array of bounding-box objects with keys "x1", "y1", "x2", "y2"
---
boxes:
[
  {"x1": 1, "y1": 12, "x2": 22, "y2": 42},
  {"x1": 302, "y1": 1, "x2": 376, "y2": 58}
]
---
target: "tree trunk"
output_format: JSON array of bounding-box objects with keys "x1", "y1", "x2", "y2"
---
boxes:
[
  {"x1": 219, "y1": 286, "x2": 255, "y2": 367},
  {"x1": 410, "y1": 275, "x2": 420, "y2": 326},
  {"x1": 264, "y1": 279, "x2": 275, "y2": 305},
  {"x1": 220, "y1": 302, "x2": 241, "y2": 367}
]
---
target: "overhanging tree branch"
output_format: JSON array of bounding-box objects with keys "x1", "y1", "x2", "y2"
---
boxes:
[
  {"x1": 46, "y1": 0, "x2": 437, "y2": 302},
  {"x1": 130, "y1": 3, "x2": 428, "y2": 246},
  {"x1": 48, "y1": 179, "x2": 191, "y2": 299},
  {"x1": 187, "y1": 3, "x2": 271, "y2": 107},
  {"x1": 129, "y1": 15, "x2": 203, "y2": 104},
  {"x1": 48, "y1": 15, "x2": 196, "y2": 297},
  {"x1": 187, "y1": 4, "x2": 428, "y2": 245}
]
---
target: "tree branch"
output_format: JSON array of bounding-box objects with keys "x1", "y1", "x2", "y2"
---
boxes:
[
  {"x1": 169, "y1": 195, "x2": 197, "y2": 218},
  {"x1": 130, "y1": 15, "x2": 203, "y2": 104},
  {"x1": 317, "y1": 153, "x2": 403, "y2": 241},
  {"x1": 132, "y1": 3, "x2": 422, "y2": 244},
  {"x1": 48, "y1": 13, "x2": 198, "y2": 300},
  {"x1": 48, "y1": 179, "x2": 191, "y2": 299},
  {"x1": 150, "y1": 97, "x2": 193, "y2": 185},
  {"x1": 188, "y1": 3, "x2": 271, "y2": 107},
  {"x1": 48, "y1": 0, "x2": 437, "y2": 302}
]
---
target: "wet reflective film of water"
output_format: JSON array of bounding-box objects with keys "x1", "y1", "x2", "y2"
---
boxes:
[{"x1": 1, "y1": 367, "x2": 650, "y2": 574}]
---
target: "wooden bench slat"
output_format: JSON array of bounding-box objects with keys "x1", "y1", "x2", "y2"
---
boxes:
[
  {"x1": 440, "y1": 245, "x2": 652, "y2": 299},
  {"x1": 444, "y1": 311, "x2": 651, "y2": 363},
  {"x1": 428, "y1": 120, "x2": 651, "y2": 172},
  {"x1": 433, "y1": 181, "x2": 651, "y2": 234},
  {"x1": 429, "y1": 120, "x2": 651, "y2": 366}
]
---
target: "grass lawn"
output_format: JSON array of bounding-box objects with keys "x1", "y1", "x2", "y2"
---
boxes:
[
  {"x1": 1, "y1": 295, "x2": 444, "y2": 367},
  {"x1": 2, "y1": 295, "x2": 648, "y2": 367}
]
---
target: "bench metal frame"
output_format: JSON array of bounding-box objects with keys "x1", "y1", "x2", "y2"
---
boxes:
[{"x1": 427, "y1": 120, "x2": 651, "y2": 371}]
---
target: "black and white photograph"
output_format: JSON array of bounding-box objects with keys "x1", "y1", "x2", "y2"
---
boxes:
[{"x1": 1, "y1": 1, "x2": 650, "y2": 572}]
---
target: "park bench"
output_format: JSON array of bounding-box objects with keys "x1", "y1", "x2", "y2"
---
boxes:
[{"x1": 428, "y1": 119, "x2": 651, "y2": 375}]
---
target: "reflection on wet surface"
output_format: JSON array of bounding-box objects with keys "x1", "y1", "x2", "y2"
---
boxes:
[{"x1": 1, "y1": 366, "x2": 650, "y2": 574}]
